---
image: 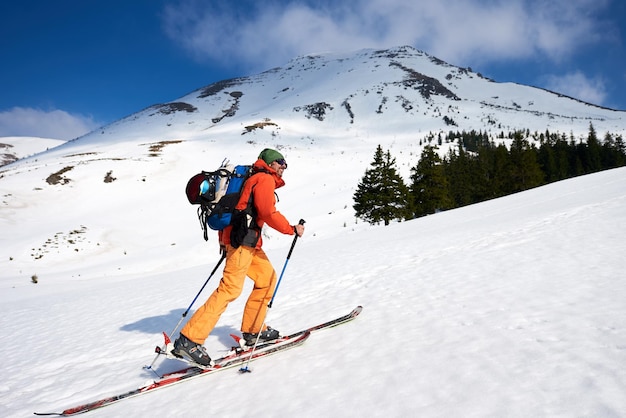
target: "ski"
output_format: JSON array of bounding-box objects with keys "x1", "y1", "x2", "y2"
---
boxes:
[
  {"x1": 236, "y1": 304, "x2": 362, "y2": 352},
  {"x1": 34, "y1": 305, "x2": 362, "y2": 416},
  {"x1": 154, "y1": 304, "x2": 362, "y2": 371},
  {"x1": 159, "y1": 328, "x2": 309, "y2": 371},
  {"x1": 33, "y1": 331, "x2": 310, "y2": 417}
]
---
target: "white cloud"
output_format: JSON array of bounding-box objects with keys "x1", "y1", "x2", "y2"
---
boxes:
[
  {"x1": 544, "y1": 72, "x2": 607, "y2": 106},
  {"x1": 0, "y1": 107, "x2": 100, "y2": 141},
  {"x1": 162, "y1": 0, "x2": 613, "y2": 69}
]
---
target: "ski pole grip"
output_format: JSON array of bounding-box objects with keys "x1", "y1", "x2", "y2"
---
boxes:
[{"x1": 287, "y1": 219, "x2": 305, "y2": 259}]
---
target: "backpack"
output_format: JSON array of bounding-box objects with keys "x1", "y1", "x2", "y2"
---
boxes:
[{"x1": 185, "y1": 160, "x2": 252, "y2": 241}]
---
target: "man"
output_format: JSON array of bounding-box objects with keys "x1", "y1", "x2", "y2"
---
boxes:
[{"x1": 172, "y1": 148, "x2": 305, "y2": 366}]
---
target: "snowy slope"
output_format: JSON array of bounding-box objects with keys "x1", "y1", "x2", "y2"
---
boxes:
[
  {"x1": 1, "y1": 45, "x2": 626, "y2": 416},
  {"x1": 0, "y1": 136, "x2": 65, "y2": 166},
  {"x1": 1, "y1": 167, "x2": 625, "y2": 417},
  {"x1": 2, "y1": 46, "x2": 625, "y2": 284}
]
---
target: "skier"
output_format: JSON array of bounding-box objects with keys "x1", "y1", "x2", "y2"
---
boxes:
[{"x1": 172, "y1": 148, "x2": 305, "y2": 366}]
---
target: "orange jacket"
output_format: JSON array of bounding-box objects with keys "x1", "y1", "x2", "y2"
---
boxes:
[{"x1": 220, "y1": 159, "x2": 294, "y2": 248}]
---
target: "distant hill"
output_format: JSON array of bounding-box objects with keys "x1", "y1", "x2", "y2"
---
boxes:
[{"x1": 0, "y1": 136, "x2": 65, "y2": 167}]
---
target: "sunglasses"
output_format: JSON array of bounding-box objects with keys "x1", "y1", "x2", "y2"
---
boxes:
[{"x1": 274, "y1": 159, "x2": 288, "y2": 169}]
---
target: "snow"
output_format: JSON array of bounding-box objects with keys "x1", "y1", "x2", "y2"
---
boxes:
[
  {"x1": 0, "y1": 136, "x2": 65, "y2": 166},
  {"x1": 1, "y1": 46, "x2": 626, "y2": 416},
  {"x1": 1, "y1": 166, "x2": 625, "y2": 417}
]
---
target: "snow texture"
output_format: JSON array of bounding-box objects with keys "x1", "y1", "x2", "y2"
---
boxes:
[{"x1": 1, "y1": 46, "x2": 625, "y2": 417}]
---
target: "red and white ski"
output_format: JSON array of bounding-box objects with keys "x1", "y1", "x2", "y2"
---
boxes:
[{"x1": 34, "y1": 305, "x2": 362, "y2": 416}]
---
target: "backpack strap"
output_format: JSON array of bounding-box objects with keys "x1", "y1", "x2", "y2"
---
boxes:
[
  {"x1": 230, "y1": 183, "x2": 261, "y2": 248},
  {"x1": 198, "y1": 205, "x2": 210, "y2": 241}
]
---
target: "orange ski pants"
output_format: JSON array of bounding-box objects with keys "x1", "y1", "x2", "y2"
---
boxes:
[{"x1": 180, "y1": 245, "x2": 277, "y2": 345}]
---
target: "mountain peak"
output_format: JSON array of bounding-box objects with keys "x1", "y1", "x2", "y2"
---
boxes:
[
  {"x1": 1, "y1": 45, "x2": 624, "y2": 279},
  {"x1": 121, "y1": 44, "x2": 622, "y2": 142}
]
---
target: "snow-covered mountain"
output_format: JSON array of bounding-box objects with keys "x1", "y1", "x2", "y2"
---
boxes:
[
  {"x1": 110, "y1": 44, "x2": 626, "y2": 141},
  {"x1": 1, "y1": 45, "x2": 626, "y2": 417},
  {"x1": 2, "y1": 45, "x2": 624, "y2": 282},
  {"x1": 109, "y1": 45, "x2": 625, "y2": 141}
]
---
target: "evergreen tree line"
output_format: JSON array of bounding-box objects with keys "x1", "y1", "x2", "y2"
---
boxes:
[{"x1": 353, "y1": 124, "x2": 626, "y2": 225}]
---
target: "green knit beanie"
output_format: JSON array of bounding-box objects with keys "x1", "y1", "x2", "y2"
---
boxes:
[{"x1": 258, "y1": 148, "x2": 285, "y2": 165}]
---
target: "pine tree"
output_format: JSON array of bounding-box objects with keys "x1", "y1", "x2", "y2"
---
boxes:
[
  {"x1": 583, "y1": 122, "x2": 602, "y2": 172},
  {"x1": 444, "y1": 143, "x2": 473, "y2": 207},
  {"x1": 508, "y1": 132, "x2": 544, "y2": 191},
  {"x1": 410, "y1": 145, "x2": 452, "y2": 217},
  {"x1": 353, "y1": 145, "x2": 411, "y2": 225}
]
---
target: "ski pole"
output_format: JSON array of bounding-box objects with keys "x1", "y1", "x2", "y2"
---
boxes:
[
  {"x1": 269, "y1": 219, "x2": 305, "y2": 308},
  {"x1": 180, "y1": 252, "x2": 226, "y2": 321},
  {"x1": 145, "y1": 253, "x2": 226, "y2": 371},
  {"x1": 240, "y1": 219, "x2": 305, "y2": 373}
]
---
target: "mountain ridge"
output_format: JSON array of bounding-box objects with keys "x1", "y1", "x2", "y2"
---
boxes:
[
  {"x1": 1, "y1": 45, "x2": 625, "y2": 282},
  {"x1": 88, "y1": 45, "x2": 624, "y2": 146}
]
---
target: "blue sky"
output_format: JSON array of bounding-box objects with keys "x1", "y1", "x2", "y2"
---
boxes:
[{"x1": 1, "y1": 0, "x2": 625, "y2": 140}]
